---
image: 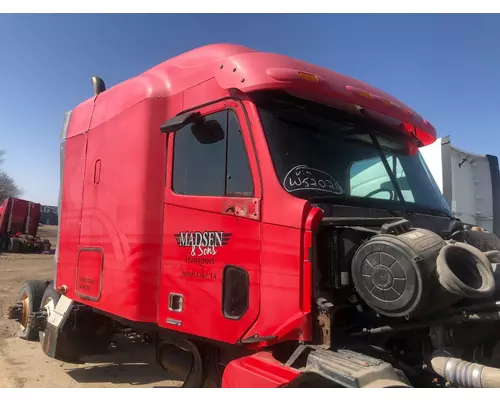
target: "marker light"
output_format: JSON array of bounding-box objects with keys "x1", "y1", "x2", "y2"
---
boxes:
[
  {"x1": 353, "y1": 88, "x2": 373, "y2": 99},
  {"x1": 298, "y1": 71, "x2": 319, "y2": 83},
  {"x1": 349, "y1": 86, "x2": 393, "y2": 107}
]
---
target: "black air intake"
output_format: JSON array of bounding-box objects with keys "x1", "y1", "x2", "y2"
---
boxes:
[{"x1": 351, "y1": 228, "x2": 495, "y2": 319}]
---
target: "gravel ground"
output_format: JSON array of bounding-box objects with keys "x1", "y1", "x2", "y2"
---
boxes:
[{"x1": 0, "y1": 226, "x2": 181, "y2": 388}]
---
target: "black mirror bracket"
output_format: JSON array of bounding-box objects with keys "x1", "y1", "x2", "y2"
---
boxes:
[{"x1": 160, "y1": 112, "x2": 202, "y2": 134}]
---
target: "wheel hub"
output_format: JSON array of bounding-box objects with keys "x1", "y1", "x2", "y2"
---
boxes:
[
  {"x1": 38, "y1": 297, "x2": 55, "y2": 342},
  {"x1": 20, "y1": 293, "x2": 30, "y2": 330},
  {"x1": 6, "y1": 302, "x2": 24, "y2": 322},
  {"x1": 28, "y1": 310, "x2": 48, "y2": 331}
]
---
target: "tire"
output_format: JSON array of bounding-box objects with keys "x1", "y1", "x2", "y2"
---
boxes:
[
  {"x1": 157, "y1": 339, "x2": 205, "y2": 388},
  {"x1": 0, "y1": 236, "x2": 8, "y2": 251},
  {"x1": 17, "y1": 280, "x2": 47, "y2": 341},
  {"x1": 181, "y1": 340, "x2": 204, "y2": 388},
  {"x1": 464, "y1": 230, "x2": 500, "y2": 252},
  {"x1": 38, "y1": 283, "x2": 61, "y2": 343},
  {"x1": 9, "y1": 238, "x2": 21, "y2": 253}
]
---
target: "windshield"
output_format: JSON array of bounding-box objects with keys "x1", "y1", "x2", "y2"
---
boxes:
[{"x1": 254, "y1": 92, "x2": 453, "y2": 218}]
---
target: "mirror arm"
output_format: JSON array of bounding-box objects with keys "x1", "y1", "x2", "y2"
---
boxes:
[{"x1": 160, "y1": 111, "x2": 202, "y2": 134}]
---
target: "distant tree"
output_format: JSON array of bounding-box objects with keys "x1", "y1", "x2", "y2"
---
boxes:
[{"x1": 0, "y1": 150, "x2": 23, "y2": 202}]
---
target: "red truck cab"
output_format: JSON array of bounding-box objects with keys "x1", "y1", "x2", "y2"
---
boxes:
[
  {"x1": 15, "y1": 44, "x2": 498, "y2": 388},
  {"x1": 55, "y1": 43, "x2": 437, "y2": 341}
]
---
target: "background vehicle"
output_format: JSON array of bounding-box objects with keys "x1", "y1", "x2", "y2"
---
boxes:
[
  {"x1": 419, "y1": 135, "x2": 500, "y2": 236},
  {"x1": 7, "y1": 43, "x2": 500, "y2": 388},
  {"x1": 0, "y1": 197, "x2": 51, "y2": 253}
]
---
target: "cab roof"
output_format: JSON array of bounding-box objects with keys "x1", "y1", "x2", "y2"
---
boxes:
[{"x1": 66, "y1": 43, "x2": 436, "y2": 145}]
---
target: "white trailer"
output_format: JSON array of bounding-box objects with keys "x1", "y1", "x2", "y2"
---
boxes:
[{"x1": 419, "y1": 135, "x2": 500, "y2": 236}]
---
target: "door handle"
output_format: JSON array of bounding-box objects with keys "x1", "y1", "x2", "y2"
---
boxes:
[{"x1": 168, "y1": 293, "x2": 184, "y2": 312}]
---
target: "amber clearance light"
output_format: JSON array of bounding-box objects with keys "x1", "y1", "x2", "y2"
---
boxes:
[
  {"x1": 347, "y1": 85, "x2": 414, "y2": 116},
  {"x1": 298, "y1": 71, "x2": 320, "y2": 83}
]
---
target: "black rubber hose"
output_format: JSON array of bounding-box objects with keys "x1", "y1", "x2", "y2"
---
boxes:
[
  {"x1": 485, "y1": 250, "x2": 500, "y2": 263},
  {"x1": 466, "y1": 311, "x2": 500, "y2": 321},
  {"x1": 351, "y1": 314, "x2": 467, "y2": 336},
  {"x1": 352, "y1": 311, "x2": 500, "y2": 336},
  {"x1": 436, "y1": 300, "x2": 500, "y2": 316},
  {"x1": 436, "y1": 241, "x2": 495, "y2": 299}
]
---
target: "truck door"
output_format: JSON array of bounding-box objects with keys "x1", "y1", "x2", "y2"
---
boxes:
[{"x1": 158, "y1": 100, "x2": 261, "y2": 344}]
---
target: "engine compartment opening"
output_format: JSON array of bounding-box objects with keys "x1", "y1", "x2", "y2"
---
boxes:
[{"x1": 309, "y1": 216, "x2": 500, "y2": 388}]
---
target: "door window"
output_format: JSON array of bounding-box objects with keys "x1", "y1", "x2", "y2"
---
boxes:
[{"x1": 172, "y1": 110, "x2": 253, "y2": 197}]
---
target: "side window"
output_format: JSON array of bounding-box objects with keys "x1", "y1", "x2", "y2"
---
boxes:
[
  {"x1": 226, "y1": 111, "x2": 253, "y2": 196},
  {"x1": 173, "y1": 111, "x2": 226, "y2": 196},
  {"x1": 172, "y1": 109, "x2": 253, "y2": 197}
]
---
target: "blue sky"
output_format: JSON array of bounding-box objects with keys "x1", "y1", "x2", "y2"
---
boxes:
[{"x1": 0, "y1": 14, "x2": 499, "y2": 205}]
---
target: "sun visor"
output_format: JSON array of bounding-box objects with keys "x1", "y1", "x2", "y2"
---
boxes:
[{"x1": 217, "y1": 60, "x2": 437, "y2": 146}]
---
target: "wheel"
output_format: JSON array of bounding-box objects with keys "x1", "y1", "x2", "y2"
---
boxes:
[
  {"x1": 0, "y1": 236, "x2": 8, "y2": 251},
  {"x1": 157, "y1": 339, "x2": 205, "y2": 387},
  {"x1": 9, "y1": 238, "x2": 21, "y2": 253},
  {"x1": 17, "y1": 280, "x2": 47, "y2": 341},
  {"x1": 464, "y1": 230, "x2": 500, "y2": 252},
  {"x1": 38, "y1": 283, "x2": 61, "y2": 343},
  {"x1": 174, "y1": 339, "x2": 204, "y2": 388}
]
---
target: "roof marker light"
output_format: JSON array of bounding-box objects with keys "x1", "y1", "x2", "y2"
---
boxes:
[
  {"x1": 354, "y1": 88, "x2": 373, "y2": 99},
  {"x1": 380, "y1": 98, "x2": 393, "y2": 107},
  {"x1": 347, "y1": 85, "x2": 417, "y2": 119},
  {"x1": 298, "y1": 71, "x2": 319, "y2": 83}
]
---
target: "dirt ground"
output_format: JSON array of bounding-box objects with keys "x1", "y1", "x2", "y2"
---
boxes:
[{"x1": 0, "y1": 225, "x2": 181, "y2": 388}]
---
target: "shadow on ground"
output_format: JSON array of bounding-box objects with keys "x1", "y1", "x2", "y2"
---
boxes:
[{"x1": 65, "y1": 337, "x2": 182, "y2": 387}]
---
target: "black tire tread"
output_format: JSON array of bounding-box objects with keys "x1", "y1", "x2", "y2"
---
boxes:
[
  {"x1": 464, "y1": 230, "x2": 500, "y2": 252},
  {"x1": 23, "y1": 280, "x2": 47, "y2": 312},
  {"x1": 40, "y1": 283, "x2": 60, "y2": 305},
  {"x1": 9, "y1": 238, "x2": 21, "y2": 253},
  {"x1": 38, "y1": 283, "x2": 61, "y2": 343}
]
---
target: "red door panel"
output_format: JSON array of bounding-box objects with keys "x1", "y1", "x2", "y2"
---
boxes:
[
  {"x1": 158, "y1": 202, "x2": 260, "y2": 342},
  {"x1": 157, "y1": 100, "x2": 262, "y2": 344}
]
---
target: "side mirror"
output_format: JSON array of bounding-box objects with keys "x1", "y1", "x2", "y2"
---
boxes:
[
  {"x1": 191, "y1": 119, "x2": 225, "y2": 144},
  {"x1": 160, "y1": 112, "x2": 201, "y2": 134}
]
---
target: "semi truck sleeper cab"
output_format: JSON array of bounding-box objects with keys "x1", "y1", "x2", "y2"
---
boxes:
[{"x1": 8, "y1": 43, "x2": 500, "y2": 388}]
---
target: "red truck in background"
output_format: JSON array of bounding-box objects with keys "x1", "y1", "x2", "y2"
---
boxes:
[
  {"x1": 6, "y1": 43, "x2": 500, "y2": 388},
  {"x1": 0, "y1": 197, "x2": 51, "y2": 253}
]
